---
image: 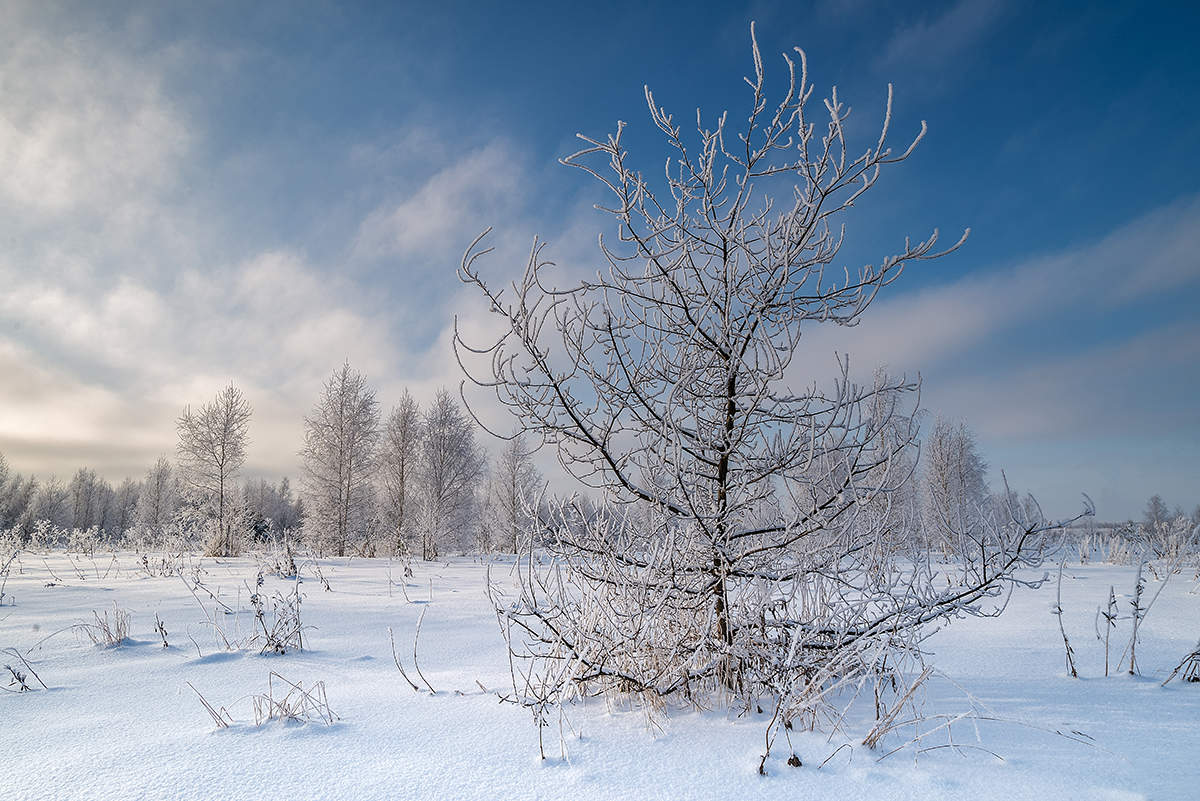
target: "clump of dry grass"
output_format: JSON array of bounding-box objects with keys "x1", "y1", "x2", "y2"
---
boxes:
[
  {"x1": 188, "y1": 672, "x2": 338, "y2": 730},
  {"x1": 74, "y1": 605, "x2": 130, "y2": 647},
  {"x1": 250, "y1": 580, "x2": 306, "y2": 655},
  {"x1": 3, "y1": 648, "x2": 48, "y2": 693},
  {"x1": 1162, "y1": 640, "x2": 1200, "y2": 686},
  {"x1": 251, "y1": 672, "x2": 337, "y2": 726}
]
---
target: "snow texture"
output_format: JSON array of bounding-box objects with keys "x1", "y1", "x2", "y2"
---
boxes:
[{"x1": 1, "y1": 554, "x2": 1197, "y2": 800}]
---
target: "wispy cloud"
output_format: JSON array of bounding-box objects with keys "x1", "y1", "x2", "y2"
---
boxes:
[
  {"x1": 786, "y1": 193, "x2": 1200, "y2": 517},
  {"x1": 0, "y1": 8, "x2": 558, "y2": 482},
  {"x1": 793, "y1": 192, "x2": 1200, "y2": 379},
  {"x1": 877, "y1": 0, "x2": 1006, "y2": 73},
  {"x1": 0, "y1": 16, "x2": 190, "y2": 219}
]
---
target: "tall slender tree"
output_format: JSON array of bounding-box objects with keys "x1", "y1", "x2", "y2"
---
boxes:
[
  {"x1": 136, "y1": 456, "x2": 178, "y2": 534},
  {"x1": 378, "y1": 390, "x2": 422, "y2": 555},
  {"x1": 922, "y1": 418, "x2": 989, "y2": 556},
  {"x1": 485, "y1": 431, "x2": 541, "y2": 553},
  {"x1": 177, "y1": 383, "x2": 253, "y2": 556},
  {"x1": 417, "y1": 388, "x2": 485, "y2": 559},
  {"x1": 301, "y1": 362, "x2": 381, "y2": 556}
]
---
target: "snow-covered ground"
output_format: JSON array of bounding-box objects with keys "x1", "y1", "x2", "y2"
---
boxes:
[{"x1": 2, "y1": 553, "x2": 1197, "y2": 800}]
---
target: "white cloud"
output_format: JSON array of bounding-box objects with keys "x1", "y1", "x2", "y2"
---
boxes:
[
  {"x1": 351, "y1": 142, "x2": 524, "y2": 263},
  {"x1": 0, "y1": 21, "x2": 189, "y2": 218}
]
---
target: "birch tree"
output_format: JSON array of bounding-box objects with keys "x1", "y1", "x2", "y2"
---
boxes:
[
  {"x1": 176, "y1": 383, "x2": 252, "y2": 556},
  {"x1": 135, "y1": 456, "x2": 178, "y2": 534},
  {"x1": 378, "y1": 390, "x2": 422, "y2": 555},
  {"x1": 68, "y1": 468, "x2": 108, "y2": 531},
  {"x1": 111, "y1": 478, "x2": 141, "y2": 535},
  {"x1": 300, "y1": 362, "x2": 381, "y2": 556},
  {"x1": 32, "y1": 477, "x2": 70, "y2": 530},
  {"x1": 456, "y1": 24, "x2": 1089, "y2": 749},
  {"x1": 485, "y1": 431, "x2": 542, "y2": 553},
  {"x1": 921, "y1": 417, "x2": 989, "y2": 557},
  {"x1": 416, "y1": 388, "x2": 485, "y2": 560},
  {"x1": 1143, "y1": 494, "x2": 1170, "y2": 529}
]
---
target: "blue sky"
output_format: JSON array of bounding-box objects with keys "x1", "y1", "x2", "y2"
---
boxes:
[{"x1": 0, "y1": 0, "x2": 1197, "y2": 520}]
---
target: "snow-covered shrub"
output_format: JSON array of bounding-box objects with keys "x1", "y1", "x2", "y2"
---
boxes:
[{"x1": 66, "y1": 526, "x2": 105, "y2": 557}]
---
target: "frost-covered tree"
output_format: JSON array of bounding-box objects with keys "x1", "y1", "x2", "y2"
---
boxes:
[
  {"x1": 3, "y1": 474, "x2": 38, "y2": 536},
  {"x1": 0, "y1": 453, "x2": 42, "y2": 537},
  {"x1": 485, "y1": 432, "x2": 542, "y2": 553},
  {"x1": 68, "y1": 468, "x2": 109, "y2": 531},
  {"x1": 416, "y1": 388, "x2": 485, "y2": 559},
  {"x1": 0, "y1": 452, "x2": 14, "y2": 530},
  {"x1": 378, "y1": 390, "x2": 422, "y2": 554},
  {"x1": 239, "y1": 477, "x2": 302, "y2": 540},
  {"x1": 456, "y1": 25, "x2": 1087, "y2": 748},
  {"x1": 176, "y1": 383, "x2": 253, "y2": 556},
  {"x1": 922, "y1": 418, "x2": 989, "y2": 556},
  {"x1": 276, "y1": 477, "x2": 303, "y2": 532},
  {"x1": 32, "y1": 476, "x2": 71, "y2": 530},
  {"x1": 0, "y1": 452, "x2": 9, "y2": 516},
  {"x1": 301, "y1": 363, "x2": 381, "y2": 556},
  {"x1": 243, "y1": 478, "x2": 274, "y2": 539},
  {"x1": 135, "y1": 456, "x2": 179, "y2": 534},
  {"x1": 1143, "y1": 494, "x2": 1170, "y2": 529},
  {"x1": 111, "y1": 478, "x2": 141, "y2": 535}
]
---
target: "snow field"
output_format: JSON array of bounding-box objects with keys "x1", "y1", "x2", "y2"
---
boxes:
[{"x1": 1, "y1": 553, "x2": 1197, "y2": 800}]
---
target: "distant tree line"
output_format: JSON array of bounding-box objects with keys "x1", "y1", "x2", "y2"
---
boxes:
[
  {"x1": 3, "y1": 388, "x2": 1192, "y2": 562},
  {"x1": 0, "y1": 363, "x2": 543, "y2": 559}
]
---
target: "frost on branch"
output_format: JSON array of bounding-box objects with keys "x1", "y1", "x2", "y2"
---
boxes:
[{"x1": 456, "y1": 24, "x2": 1090, "y2": 755}]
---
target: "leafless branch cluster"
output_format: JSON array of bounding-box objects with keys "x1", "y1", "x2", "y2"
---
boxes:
[
  {"x1": 1162, "y1": 639, "x2": 1200, "y2": 685},
  {"x1": 176, "y1": 383, "x2": 252, "y2": 557}
]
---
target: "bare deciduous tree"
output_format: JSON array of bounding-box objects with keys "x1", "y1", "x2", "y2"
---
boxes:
[
  {"x1": 31, "y1": 476, "x2": 70, "y2": 530},
  {"x1": 1143, "y1": 494, "x2": 1170, "y2": 529},
  {"x1": 301, "y1": 363, "x2": 381, "y2": 557},
  {"x1": 177, "y1": 383, "x2": 253, "y2": 556},
  {"x1": 485, "y1": 432, "x2": 542, "y2": 553},
  {"x1": 922, "y1": 417, "x2": 989, "y2": 557},
  {"x1": 111, "y1": 477, "x2": 141, "y2": 535},
  {"x1": 378, "y1": 390, "x2": 422, "y2": 555},
  {"x1": 136, "y1": 456, "x2": 178, "y2": 534},
  {"x1": 457, "y1": 25, "x2": 1088, "y2": 755},
  {"x1": 68, "y1": 468, "x2": 111, "y2": 532},
  {"x1": 417, "y1": 388, "x2": 485, "y2": 560}
]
